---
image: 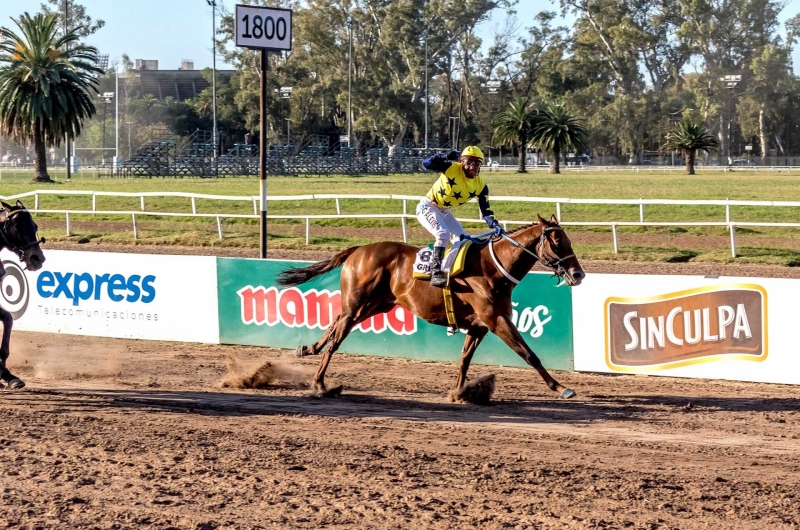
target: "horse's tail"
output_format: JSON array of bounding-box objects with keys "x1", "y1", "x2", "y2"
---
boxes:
[{"x1": 276, "y1": 246, "x2": 361, "y2": 287}]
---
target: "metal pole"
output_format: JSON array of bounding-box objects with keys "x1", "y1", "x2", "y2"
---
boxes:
[
  {"x1": 115, "y1": 66, "x2": 119, "y2": 174},
  {"x1": 211, "y1": 1, "x2": 218, "y2": 159},
  {"x1": 64, "y1": 0, "x2": 71, "y2": 181},
  {"x1": 424, "y1": 1, "x2": 428, "y2": 151},
  {"x1": 348, "y1": 19, "x2": 353, "y2": 148},
  {"x1": 259, "y1": 50, "x2": 268, "y2": 259}
]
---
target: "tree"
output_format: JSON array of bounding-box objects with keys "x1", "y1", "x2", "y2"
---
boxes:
[
  {"x1": 530, "y1": 103, "x2": 587, "y2": 174},
  {"x1": 491, "y1": 97, "x2": 539, "y2": 173},
  {"x1": 664, "y1": 118, "x2": 718, "y2": 175},
  {"x1": 0, "y1": 13, "x2": 102, "y2": 182},
  {"x1": 39, "y1": 0, "x2": 104, "y2": 38}
]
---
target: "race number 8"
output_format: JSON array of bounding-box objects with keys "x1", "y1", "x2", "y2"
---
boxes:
[{"x1": 241, "y1": 14, "x2": 288, "y2": 41}]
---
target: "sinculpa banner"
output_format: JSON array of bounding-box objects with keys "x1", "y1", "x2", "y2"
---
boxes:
[
  {"x1": 573, "y1": 274, "x2": 800, "y2": 385},
  {"x1": 216, "y1": 258, "x2": 575, "y2": 370},
  {"x1": 0, "y1": 250, "x2": 219, "y2": 343}
]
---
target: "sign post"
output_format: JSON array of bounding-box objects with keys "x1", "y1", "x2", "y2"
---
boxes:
[{"x1": 235, "y1": 5, "x2": 293, "y2": 259}]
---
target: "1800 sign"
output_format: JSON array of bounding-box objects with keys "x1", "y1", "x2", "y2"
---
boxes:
[{"x1": 235, "y1": 5, "x2": 292, "y2": 51}]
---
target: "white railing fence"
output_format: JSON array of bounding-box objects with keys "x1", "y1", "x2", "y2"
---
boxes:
[{"x1": 3, "y1": 190, "x2": 800, "y2": 258}]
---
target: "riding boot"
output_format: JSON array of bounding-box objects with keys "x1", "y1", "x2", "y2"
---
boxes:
[{"x1": 430, "y1": 246, "x2": 447, "y2": 288}]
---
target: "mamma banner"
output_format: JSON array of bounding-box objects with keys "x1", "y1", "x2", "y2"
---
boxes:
[
  {"x1": 216, "y1": 258, "x2": 575, "y2": 370},
  {"x1": 573, "y1": 274, "x2": 800, "y2": 384},
  {"x1": 0, "y1": 250, "x2": 219, "y2": 343}
]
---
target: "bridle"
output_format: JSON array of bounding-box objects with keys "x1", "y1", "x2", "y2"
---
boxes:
[
  {"x1": 488, "y1": 225, "x2": 576, "y2": 286},
  {"x1": 0, "y1": 208, "x2": 45, "y2": 263}
]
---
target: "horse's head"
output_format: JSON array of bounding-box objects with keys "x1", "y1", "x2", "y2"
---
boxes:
[
  {"x1": 0, "y1": 200, "x2": 46, "y2": 272},
  {"x1": 535, "y1": 214, "x2": 584, "y2": 287}
]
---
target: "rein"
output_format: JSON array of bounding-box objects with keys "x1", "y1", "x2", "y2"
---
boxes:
[{"x1": 488, "y1": 226, "x2": 575, "y2": 285}]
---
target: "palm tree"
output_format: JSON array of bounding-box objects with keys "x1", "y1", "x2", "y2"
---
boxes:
[
  {"x1": 491, "y1": 97, "x2": 539, "y2": 173},
  {"x1": 0, "y1": 13, "x2": 102, "y2": 182},
  {"x1": 529, "y1": 103, "x2": 588, "y2": 175},
  {"x1": 664, "y1": 118, "x2": 718, "y2": 175}
]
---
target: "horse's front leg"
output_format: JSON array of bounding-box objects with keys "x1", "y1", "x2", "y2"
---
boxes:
[
  {"x1": 488, "y1": 314, "x2": 575, "y2": 399},
  {"x1": 453, "y1": 326, "x2": 489, "y2": 391},
  {"x1": 0, "y1": 308, "x2": 24, "y2": 390}
]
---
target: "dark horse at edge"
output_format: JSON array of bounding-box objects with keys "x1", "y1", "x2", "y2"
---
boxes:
[
  {"x1": 0, "y1": 200, "x2": 46, "y2": 389},
  {"x1": 277, "y1": 214, "x2": 585, "y2": 400}
]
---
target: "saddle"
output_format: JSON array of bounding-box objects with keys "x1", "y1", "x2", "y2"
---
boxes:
[{"x1": 412, "y1": 239, "x2": 473, "y2": 281}]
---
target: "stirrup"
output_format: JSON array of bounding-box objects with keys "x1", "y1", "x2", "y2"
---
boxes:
[{"x1": 430, "y1": 272, "x2": 447, "y2": 288}]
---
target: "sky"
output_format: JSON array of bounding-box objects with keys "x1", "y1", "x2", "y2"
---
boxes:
[{"x1": 3, "y1": 0, "x2": 799, "y2": 73}]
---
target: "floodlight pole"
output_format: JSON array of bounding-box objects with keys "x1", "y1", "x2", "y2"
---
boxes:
[
  {"x1": 64, "y1": 0, "x2": 71, "y2": 180},
  {"x1": 424, "y1": 0, "x2": 428, "y2": 151},
  {"x1": 347, "y1": 18, "x2": 353, "y2": 148},
  {"x1": 260, "y1": 50, "x2": 269, "y2": 259},
  {"x1": 207, "y1": 0, "x2": 218, "y2": 160}
]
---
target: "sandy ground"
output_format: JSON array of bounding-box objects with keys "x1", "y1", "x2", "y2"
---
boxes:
[
  {"x1": 2, "y1": 243, "x2": 800, "y2": 528},
  {"x1": 2, "y1": 333, "x2": 800, "y2": 529}
]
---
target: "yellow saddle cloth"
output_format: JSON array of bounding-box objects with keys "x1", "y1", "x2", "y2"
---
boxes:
[{"x1": 412, "y1": 240, "x2": 473, "y2": 281}]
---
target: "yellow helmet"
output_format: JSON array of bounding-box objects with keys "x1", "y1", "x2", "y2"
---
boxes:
[{"x1": 461, "y1": 146, "x2": 484, "y2": 162}]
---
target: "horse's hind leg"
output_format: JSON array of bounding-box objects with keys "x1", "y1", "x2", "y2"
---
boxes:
[
  {"x1": 296, "y1": 322, "x2": 337, "y2": 357},
  {"x1": 312, "y1": 303, "x2": 394, "y2": 395},
  {"x1": 0, "y1": 308, "x2": 24, "y2": 390},
  {"x1": 452, "y1": 326, "x2": 489, "y2": 393}
]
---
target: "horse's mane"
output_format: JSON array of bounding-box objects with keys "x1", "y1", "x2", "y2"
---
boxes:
[{"x1": 507, "y1": 222, "x2": 542, "y2": 236}]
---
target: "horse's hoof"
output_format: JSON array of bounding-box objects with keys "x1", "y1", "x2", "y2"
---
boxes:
[
  {"x1": 295, "y1": 345, "x2": 309, "y2": 357},
  {"x1": 7, "y1": 378, "x2": 25, "y2": 390},
  {"x1": 311, "y1": 385, "x2": 343, "y2": 398},
  {"x1": 560, "y1": 388, "x2": 576, "y2": 399}
]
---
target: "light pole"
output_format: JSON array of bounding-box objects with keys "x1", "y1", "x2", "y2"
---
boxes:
[
  {"x1": 64, "y1": 0, "x2": 71, "y2": 180},
  {"x1": 347, "y1": 17, "x2": 353, "y2": 148},
  {"x1": 424, "y1": 0, "x2": 428, "y2": 151},
  {"x1": 206, "y1": 0, "x2": 218, "y2": 159},
  {"x1": 449, "y1": 116, "x2": 460, "y2": 150},
  {"x1": 285, "y1": 119, "x2": 291, "y2": 146},
  {"x1": 721, "y1": 75, "x2": 742, "y2": 164}
]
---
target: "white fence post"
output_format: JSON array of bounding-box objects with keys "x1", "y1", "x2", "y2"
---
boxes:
[
  {"x1": 253, "y1": 197, "x2": 258, "y2": 216},
  {"x1": 132, "y1": 213, "x2": 138, "y2": 240},
  {"x1": 730, "y1": 224, "x2": 737, "y2": 257},
  {"x1": 725, "y1": 198, "x2": 730, "y2": 223},
  {"x1": 140, "y1": 195, "x2": 145, "y2": 211},
  {"x1": 401, "y1": 215, "x2": 408, "y2": 243},
  {"x1": 216, "y1": 216, "x2": 223, "y2": 239},
  {"x1": 336, "y1": 198, "x2": 341, "y2": 215},
  {"x1": 92, "y1": 193, "x2": 96, "y2": 211},
  {"x1": 305, "y1": 218, "x2": 311, "y2": 244},
  {"x1": 35, "y1": 193, "x2": 39, "y2": 210},
  {"x1": 639, "y1": 199, "x2": 644, "y2": 223},
  {"x1": 191, "y1": 197, "x2": 197, "y2": 215},
  {"x1": 65, "y1": 212, "x2": 71, "y2": 235},
  {"x1": 556, "y1": 202, "x2": 562, "y2": 221},
  {"x1": 612, "y1": 224, "x2": 619, "y2": 254}
]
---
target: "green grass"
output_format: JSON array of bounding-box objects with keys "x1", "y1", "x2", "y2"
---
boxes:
[{"x1": 4, "y1": 168, "x2": 800, "y2": 264}]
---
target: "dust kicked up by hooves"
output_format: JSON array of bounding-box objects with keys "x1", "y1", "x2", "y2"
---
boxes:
[
  {"x1": 449, "y1": 374, "x2": 496, "y2": 405},
  {"x1": 219, "y1": 353, "x2": 312, "y2": 389}
]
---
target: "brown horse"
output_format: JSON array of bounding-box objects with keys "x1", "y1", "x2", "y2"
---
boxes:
[
  {"x1": 0, "y1": 200, "x2": 46, "y2": 389},
  {"x1": 277, "y1": 214, "x2": 584, "y2": 400}
]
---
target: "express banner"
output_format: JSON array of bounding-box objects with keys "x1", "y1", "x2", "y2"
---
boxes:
[
  {"x1": 0, "y1": 250, "x2": 219, "y2": 343},
  {"x1": 216, "y1": 258, "x2": 575, "y2": 370}
]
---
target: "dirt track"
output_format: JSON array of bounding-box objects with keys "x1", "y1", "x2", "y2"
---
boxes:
[{"x1": 3, "y1": 333, "x2": 800, "y2": 529}]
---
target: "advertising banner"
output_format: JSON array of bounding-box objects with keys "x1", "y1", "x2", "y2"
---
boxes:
[
  {"x1": 0, "y1": 250, "x2": 219, "y2": 343},
  {"x1": 217, "y1": 258, "x2": 574, "y2": 370},
  {"x1": 573, "y1": 274, "x2": 800, "y2": 384}
]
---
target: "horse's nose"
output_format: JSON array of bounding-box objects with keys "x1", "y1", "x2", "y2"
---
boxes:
[
  {"x1": 29, "y1": 253, "x2": 43, "y2": 265},
  {"x1": 572, "y1": 270, "x2": 585, "y2": 282}
]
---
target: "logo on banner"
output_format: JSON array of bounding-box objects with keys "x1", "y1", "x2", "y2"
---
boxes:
[
  {"x1": 605, "y1": 284, "x2": 767, "y2": 371},
  {"x1": 0, "y1": 261, "x2": 30, "y2": 319},
  {"x1": 237, "y1": 285, "x2": 417, "y2": 335}
]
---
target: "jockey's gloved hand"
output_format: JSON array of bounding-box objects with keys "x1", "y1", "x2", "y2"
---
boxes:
[
  {"x1": 447, "y1": 150, "x2": 460, "y2": 161},
  {"x1": 484, "y1": 215, "x2": 500, "y2": 230},
  {"x1": 493, "y1": 225, "x2": 504, "y2": 236}
]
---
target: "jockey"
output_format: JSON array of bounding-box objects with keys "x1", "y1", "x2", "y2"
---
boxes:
[{"x1": 417, "y1": 145, "x2": 500, "y2": 288}]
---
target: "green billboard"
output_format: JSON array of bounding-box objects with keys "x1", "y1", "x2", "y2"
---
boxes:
[{"x1": 217, "y1": 258, "x2": 574, "y2": 370}]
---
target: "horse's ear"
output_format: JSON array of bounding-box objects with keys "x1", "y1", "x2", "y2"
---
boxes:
[
  {"x1": 537, "y1": 213, "x2": 546, "y2": 225},
  {"x1": 550, "y1": 214, "x2": 559, "y2": 224},
  {"x1": 0, "y1": 201, "x2": 12, "y2": 210},
  {"x1": 15, "y1": 200, "x2": 25, "y2": 209}
]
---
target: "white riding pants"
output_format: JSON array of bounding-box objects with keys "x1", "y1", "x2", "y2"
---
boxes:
[{"x1": 416, "y1": 198, "x2": 464, "y2": 247}]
